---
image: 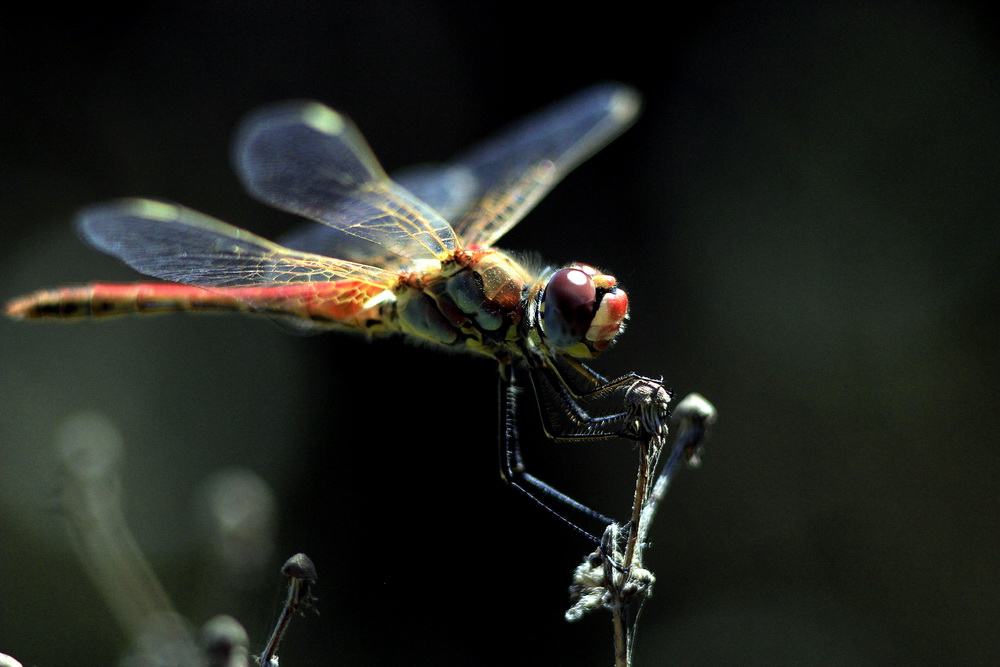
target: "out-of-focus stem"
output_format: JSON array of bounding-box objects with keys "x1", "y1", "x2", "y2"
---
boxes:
[{"x1": 55, "y1": 412, "x2": 192, "y2": 655}]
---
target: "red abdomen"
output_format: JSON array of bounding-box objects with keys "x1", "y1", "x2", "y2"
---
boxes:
[{"x1": 5, "y1": 281, "x2": 388, "y2": 331}]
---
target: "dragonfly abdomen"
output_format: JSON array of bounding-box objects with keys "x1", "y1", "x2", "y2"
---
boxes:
[
  {"x1": 4, "y1": 281, "x2": 388, "y2": 328},
  {"x1": 5, "y1": 282, "x2": 269, "y2": 319}
]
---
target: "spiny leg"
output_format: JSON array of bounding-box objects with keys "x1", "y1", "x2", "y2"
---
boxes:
[
  {"x1": 523, "y1": 357, "x2": 676, "y2": 566},
  {"x1": 527, "y1": 357, "x2": 672, "y2": 444},
  {"x1": 497, "y1": 360, "x2": 614, "y2": 534}
]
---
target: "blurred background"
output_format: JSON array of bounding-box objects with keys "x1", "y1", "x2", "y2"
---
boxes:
[{"x1": 1, "y1": 2, "x2": 997, "y2": 665}]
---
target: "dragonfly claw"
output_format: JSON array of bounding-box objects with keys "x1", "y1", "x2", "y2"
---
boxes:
[{"x1": 624, "y1": 378, "x2": 672, "y2": 440}]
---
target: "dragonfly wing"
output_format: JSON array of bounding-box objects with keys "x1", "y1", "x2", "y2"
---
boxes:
[
  {"x1": 395, "y1": 83, "x2": 642, "y2": 248},
  {"x1": 278, "y1": 164, "x2": 476, "y2": 269},
  {"x1": 233, "y1": 101, "x2": 457, "y2": 261},
  {"x1": 277, "y1": 223, "x2": 408, "y2": 271},
  {"x1": 451, "y1": 160, "x2": 559, "y2": 249},
  {"x1": 77, "y1": 199, "x2": 397, "y2": 288},
  {"x1": 392, "y1": 164, "x2": 480, "y2": 225}
]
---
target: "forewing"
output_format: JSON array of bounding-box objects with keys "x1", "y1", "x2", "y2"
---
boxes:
[
  {"x1": 451, "y1": 160, "x2": 559, "y2": 249},
  {"x1": 233, "y1": 101, "x2": 456, "y2": 261},
  {"x1": 77, "y1": 199, "x2": 397, "y2": 289},
  {"x1": 277, "y1": 219, "x2": 410, "y2": 272},
  {"x1": 393, "y1": 83, "x2": 642, "y2": 248}
]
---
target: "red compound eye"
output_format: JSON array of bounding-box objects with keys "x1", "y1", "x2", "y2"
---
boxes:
[{"x1": 542, "y1": 267, "x2": 596, "y2": 348}]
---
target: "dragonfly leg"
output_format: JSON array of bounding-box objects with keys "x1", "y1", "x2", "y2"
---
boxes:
[
  {"x1": 524, "y1": 360, "x2": 675, "y2": 559},
  {"x1": 498, "y1": 361, "x2": 614, "y2": 530},
  {"x1": 528, "y1": 360, "x2": 673, "y2": 443},
  {"x1": 498, "y1": 360, "x2": 524, "y2": 485}
]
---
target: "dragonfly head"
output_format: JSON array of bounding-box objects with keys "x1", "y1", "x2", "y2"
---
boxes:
[{"x1": 539, "y1": 264, "x2": 629, "y2": 359}]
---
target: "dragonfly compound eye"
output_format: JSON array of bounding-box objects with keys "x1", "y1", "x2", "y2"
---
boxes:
[
  {"x1": 542, "y1": 266, "x2": 629, "y2": 357},
  {"x1": 543, "y1": 267, "x2": 597, "y2": 348}
]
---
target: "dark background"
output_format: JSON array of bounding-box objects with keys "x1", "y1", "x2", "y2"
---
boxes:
[{"x1": 1, "y1": 3, "x2": 997, "y2": 665}]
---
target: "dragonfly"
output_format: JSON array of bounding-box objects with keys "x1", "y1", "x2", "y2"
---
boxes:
[{"x1": 6, "y1": 83, "x2": 671, "y2": 522}]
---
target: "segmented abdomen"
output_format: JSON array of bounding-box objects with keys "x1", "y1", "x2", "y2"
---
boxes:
[{"x1": 4, "y1": 281, "x2": 388, "y2": 331}]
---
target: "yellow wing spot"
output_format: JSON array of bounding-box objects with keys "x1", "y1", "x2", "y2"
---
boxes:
[
  {"x1": 301, "y1": 103, "x2": 345, "y2": 136},
  {"x1": 609, "y1": 88, "x2": 642, "y2": 124},
  {"x1": 129, "y1": 199, "x2": 178, "y2": 221}
]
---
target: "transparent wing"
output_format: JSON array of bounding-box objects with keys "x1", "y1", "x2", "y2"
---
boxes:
[
  {"x1": 77, "y1": 199, "x2": 398, "y2": 289},
  {"x1": 277, "y1": 220, "x2": 409, "y2": 272},
  {"x1": 449, "y1": 160, "x2": 559, "y2": 250},
  {"x1": 393, "y1": 82, "x2": 642, "y2": 248},
  {"x1": 233, "y1": 101, "x2": 457, "y2": 262},
  {"x1": 278, "y1": 160, "x2": 558, "y2": 268}
]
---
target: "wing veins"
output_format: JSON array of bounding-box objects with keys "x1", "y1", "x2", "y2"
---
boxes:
[{"x1": 77, "y1": 198, "x2": 397, "y2": 289}]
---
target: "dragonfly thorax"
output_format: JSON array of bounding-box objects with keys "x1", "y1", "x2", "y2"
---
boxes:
[
  {"x1": 391, "y1": 248, "x2": 533, "y2": 355},
  {"x1": 537, "y1": 264, "x2": 629, "y2": 359}
]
